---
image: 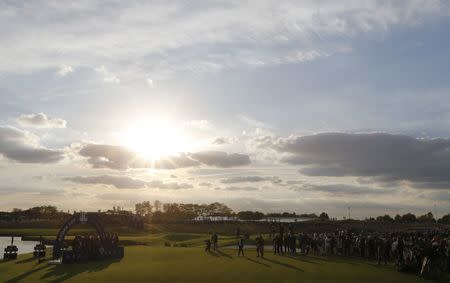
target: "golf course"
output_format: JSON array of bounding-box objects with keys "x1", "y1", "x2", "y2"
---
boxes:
[{"x1": 2, "y1": 240, "x2": 449, "y2": 283}]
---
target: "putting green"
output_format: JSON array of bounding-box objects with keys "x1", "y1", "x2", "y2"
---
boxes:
[{"x1": 0, "y1": 246, "x2": 446, "y2": 283}]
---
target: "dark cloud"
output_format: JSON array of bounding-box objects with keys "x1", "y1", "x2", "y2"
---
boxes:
[
  {"x1": 16, "y1": 112, "x2": 67, "y2": 128},
  {"x1": 78, "y1": 144, "x2": 142, "y2": 170},
  {"x1": 267, "y1": 133, "x2": 450, "y2": 189},
  {"x1": 63, "y1": 175, "x2": 193, "y2": 190},
  {"x1": 220, "y1": 176, "x2": 281, "y2": 184},
  {"x1": 189, "y1": 151, "x2": 250, "y2": 167},
  {"x1": 198, "y1": 182, "x2": 212, "y2": 187},
  {"x1": 0, "y1": 126, "x2": 65, "y2": 163},
  {"x1": 79, "y1": 144, "x2": 251, "y2": 170}
]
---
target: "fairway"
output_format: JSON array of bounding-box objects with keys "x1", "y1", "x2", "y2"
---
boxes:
[{"x1": 1, "y1": 246, "x2": 443, "y2": 283}]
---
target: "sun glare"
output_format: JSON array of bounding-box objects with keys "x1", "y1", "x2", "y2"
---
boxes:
[{"x1": 119, "y1": 119, "x2": 190, "y2": 160}]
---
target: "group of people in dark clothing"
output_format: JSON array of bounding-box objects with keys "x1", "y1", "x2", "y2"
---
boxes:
[
  {"x1": 205, "y1": 224, "x2": 450, "y2": 280},
  {"x1": 72, "y1": 232, "x2": 119, "y2": 261}
]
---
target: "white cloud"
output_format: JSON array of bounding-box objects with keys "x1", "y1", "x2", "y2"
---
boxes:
[
  {"x1": 0, "y1": 1, "x2": 447, "y2": 78},
  {"x1": 57, "y1": 64, "x2": 74, "y2": 76},
  {"x1": 95, "y1": 66, "x2": 120, "y2": 83},
  {"x1": 17, "y1": 113, "x2": 67, "y2": 128}
]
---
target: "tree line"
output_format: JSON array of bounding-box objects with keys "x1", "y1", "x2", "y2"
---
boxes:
[{"x1": 1, "y1": 204, "x2": 449, "y2": 225}]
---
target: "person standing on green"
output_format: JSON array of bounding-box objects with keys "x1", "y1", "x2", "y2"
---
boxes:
[
  {"x1": 212, "y1": 233, "x2": 218, "y2": 251},
  {"x1": 238, "y1": 238, "x2": 245, "y2": 256},
  {"x1": 256, "y1": 234, "x2": 265, "y2": 258}
]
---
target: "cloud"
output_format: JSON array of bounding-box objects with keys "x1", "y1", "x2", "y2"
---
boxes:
[
  {"x1": 78, "y1": 144, "x2": 141, "y2": 170},
  {"x1": 216, "y1": 186, "x2": 259, "y2": 192},
  {"x1": 198, "y1": 182, "x2": 212, "y2": 187},
  {"x1": 154, "y1": 153, "x2": 200, "y2": 169},
  {"x1": 95, "y1": 66, "x2": 120, "y2": 83},
  {"x1": 423, "y1": 191, "x2": 450, "y2": 201},
  {"x1": 0, "y1": 126, "x2": 65, "y2": 163},
  {"x1": 78, "y1": 144, "x2": 251, "y2": 170},
  {"x1": 292, "y1": 183, "x2": 395, "y2": 197},
  {"x1": 221, "y1": 176, "x2": 281, "y2": 184},
  {"x1": 211, "y1": 136, "x2": 238, "y2": 145},
  {"x1": 267, "y1": 133, "x2": 450, "y2": 189},
  {"x1": 57, "y1": 64, "x2": 74, "y2": 76},
  {"x1": 63, "y1": 175, "x2": 193, "y2": 190},
  {"x1": 189, "y1": 151, "x2": 251, "y2": 168},
  {"x1": 2, "y1": 1, "x2": 445, "y2": 78},
  {"x1": 211, "y1": 137, "x2": 227, "y2": 145},
  {"x1": 16, "y1": 113, "x2": 67, "y2": 128}
]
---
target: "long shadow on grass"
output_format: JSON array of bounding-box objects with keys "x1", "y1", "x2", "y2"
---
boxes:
[
  {"x1": 262, "y1": 257, "x2": 304, "y2": 272},
  {"x1": 284, "y1": 254, "x2": 319, "y2": 265},
  {"x1": 216, "y1": 250, "x2": 233, "y2": 259},
  {"x1": 207, "y1": 251, "x2": 220, "y2": 257},
  {"x1": 5, "y1": 264, "x2": 50, "y2": 283},
  {"x1": 39, "y1": 259, "x2": 121, "y2": 283},
  {"x1": 245, "y1": 257, "x2": 270, "y2": 268},
  {"x1": 305, "y1": 255, "x2": 360, "y2": 265},
  {"x1": 15, "y1": 257, "x2": 37, "y2": 264}
]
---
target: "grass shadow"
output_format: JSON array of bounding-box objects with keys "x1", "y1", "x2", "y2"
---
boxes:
[
  {"x1": 5, "y1": 264, "x2": 50, "y2": 283},
  {"x1": 306, "y1": 255, "x2": 361, "y2": 265},
  {"x1": 216, "y1": 250, "x2": 233, "y2": 259},
  {"x1": 15, "y1": 256, "x2": 37, "y2": 264},
  {"x1": 284, "y1": 254, "x2": 319, "y2": 265},
  {"x1": 245, "y1": 257, "x2": 271, "y2": 268},
  {"x1": 39, "y1": 258, "x2": 121, "y2": 283},
  {"x1": 262, "y1": 257, "x2": 304, "y2": 272},
  {"x1": 207, "y1": 251, "x2": 220, "y2": 257}
]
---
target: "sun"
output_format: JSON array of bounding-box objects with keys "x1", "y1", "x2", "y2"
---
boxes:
[{"x1": 119, "y1": 119, "x2": 190, "y2": 160}]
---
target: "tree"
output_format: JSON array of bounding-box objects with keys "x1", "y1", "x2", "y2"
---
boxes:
[
  {"x1": 417, "y1": 212, "x2": 435, "y2": 223},
  {"x1": 237, "y1": 211, "x2": 264, "y2": 220},
  {"x1": 135, "y1": 201, "x2": 153, "y2": 218},
  {"x1": 376, "y1": 214, "x2": 393, "y2": 222},
  {"x1": 206, "y1": 202, "x2": 233, "y2": 216},
  {"x1": 319, "y1": 212, "x2": 329, "y2": 220},
  {"x1": 394, "y1": 214, "x2": 402, "y2": 222},
  {"x1": 401, "y1": 213, "x2": 417, "y2": 223},
  {"x1": 438, "y1": 214, "x2": 450, "y2": 224},
  {"x1": 154, "y1": 200, "x2": 162, "y2": 212}
]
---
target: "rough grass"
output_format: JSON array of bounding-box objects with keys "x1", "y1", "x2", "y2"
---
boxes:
[{"x1": 1, "y1": 246, "x2": 448, "y2": 283}]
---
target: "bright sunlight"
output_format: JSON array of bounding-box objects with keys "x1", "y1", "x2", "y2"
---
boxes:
[{"x1": 119, "y1": 119, "x2": 191, "y2": 160}]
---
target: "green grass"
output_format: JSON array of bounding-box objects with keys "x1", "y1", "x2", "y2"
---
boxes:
[
  {"x1": 0, "y1": 228, "x2": 243, "y2": 247},
  {"x1": 1, "y1": 246, "x2": 448, "y2": 283}
]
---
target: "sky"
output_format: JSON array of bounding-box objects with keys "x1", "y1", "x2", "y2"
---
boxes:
[{"x1": 1, "y1": 0, "x2": 450, "y2": 218}]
